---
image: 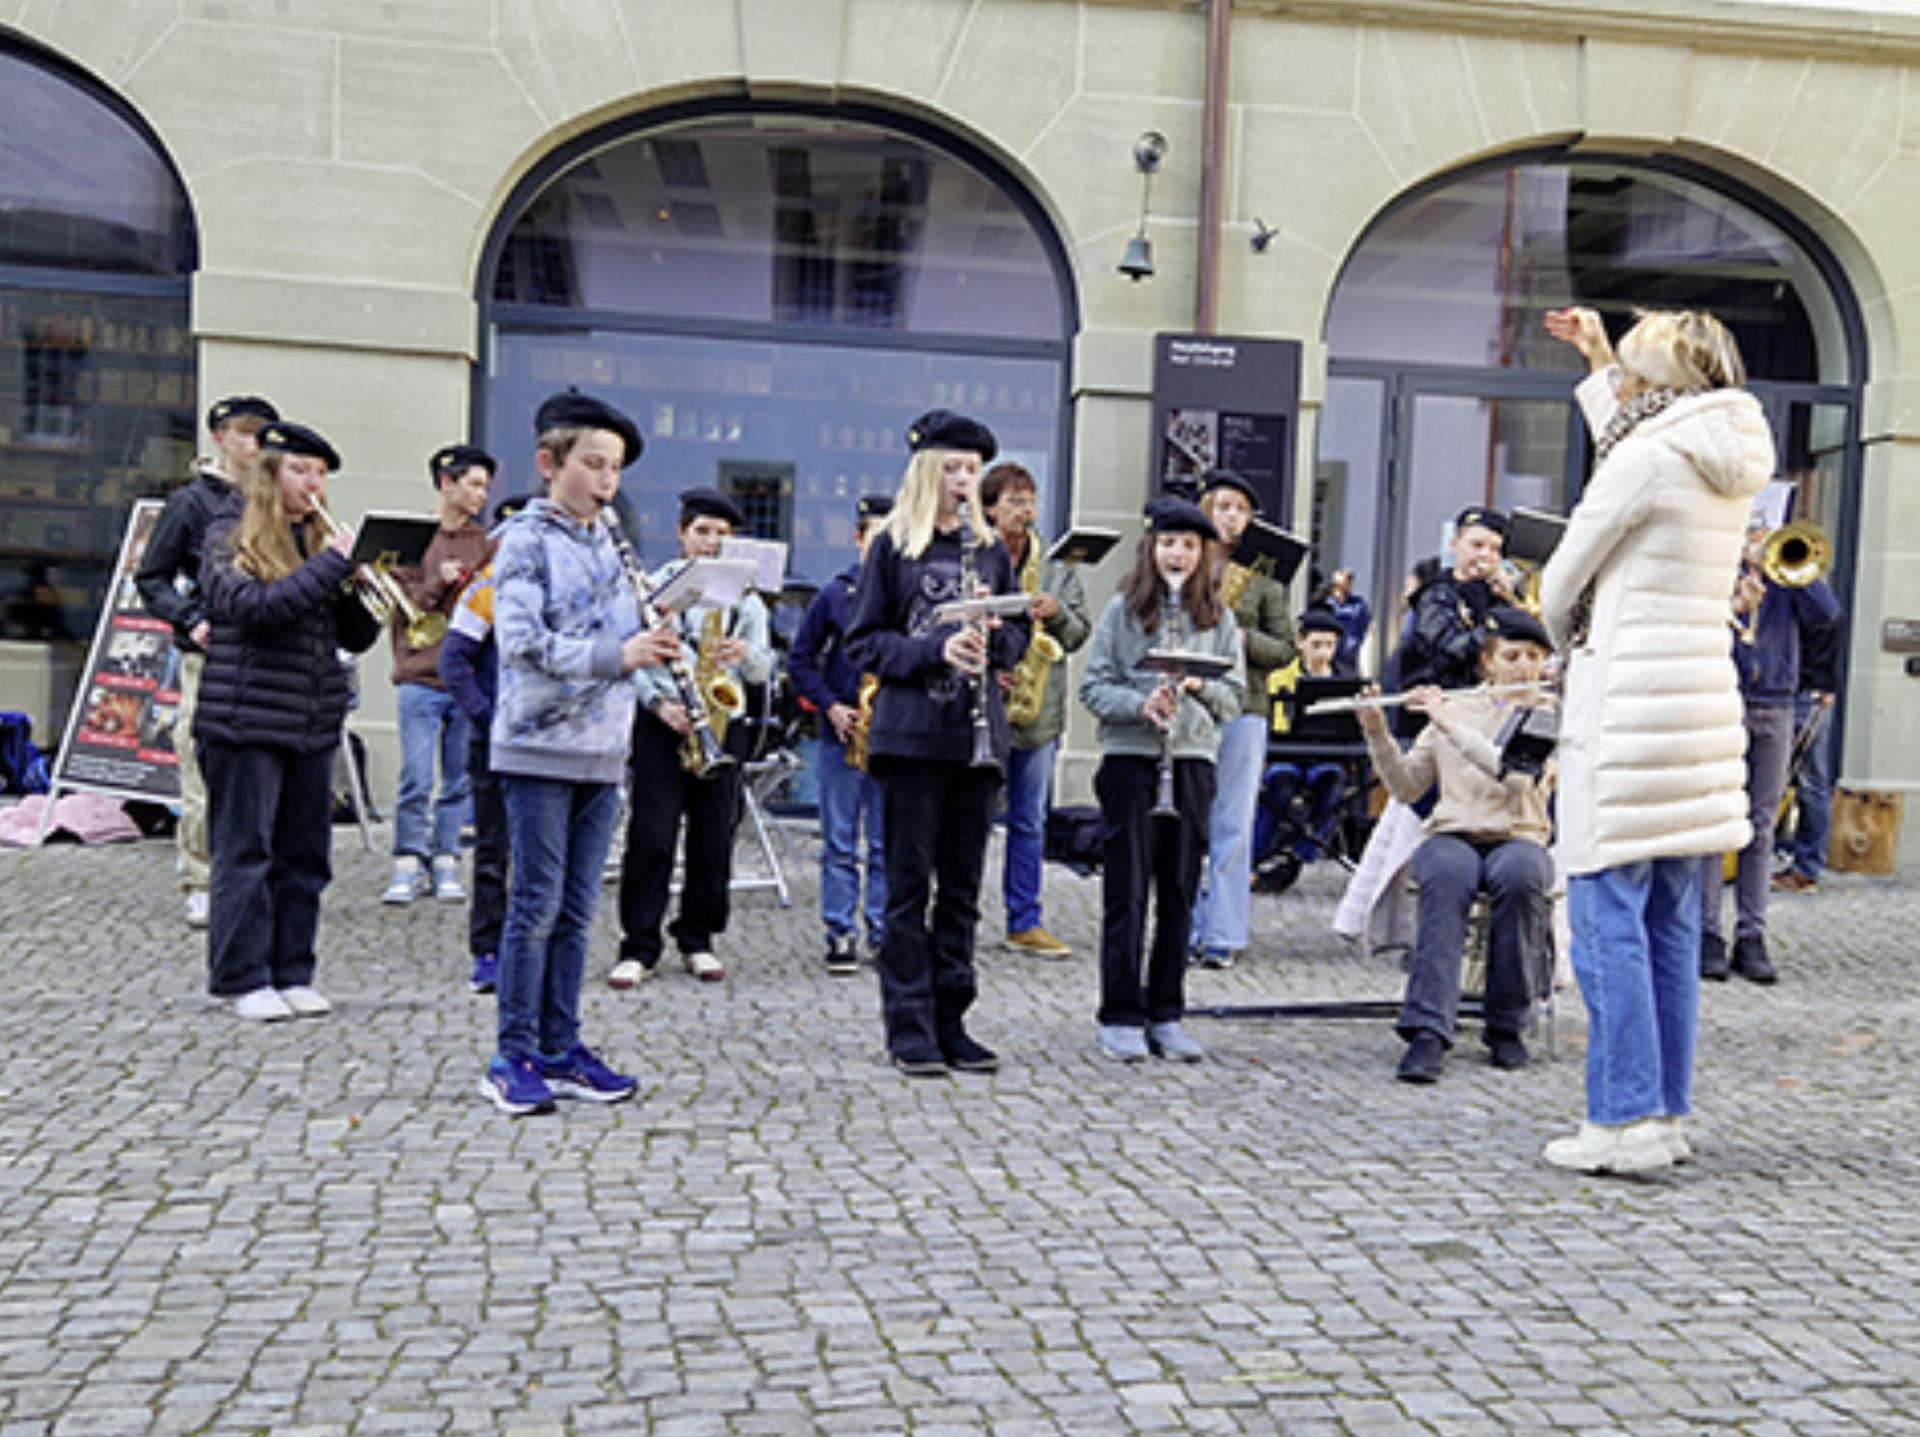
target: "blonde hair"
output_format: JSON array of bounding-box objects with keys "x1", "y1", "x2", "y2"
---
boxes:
[
  {"x1": 882, "y1": 449, "x2": 995, "y2": 560},
  {"x1": 1617, "y1": 309, "x2": 1746, "y2": 392},
  {"x1": 228, "y1": 451, "x2": 323, "y2": 582}
]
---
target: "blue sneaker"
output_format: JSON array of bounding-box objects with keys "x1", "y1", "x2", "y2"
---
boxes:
[
  {"x1": 479, "y1": 1054, "x2": 555, "y2": 1117},
  {"x1": 469, "y1": 952, "x2": 499, "y2": 994},
  {"x1": 537, "y1": 1044, "x2": 637, "y2": 1104}
]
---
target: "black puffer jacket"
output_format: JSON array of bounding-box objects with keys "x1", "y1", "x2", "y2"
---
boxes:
[
  {"x1": 194, "y1": 522, "x2": 383, "y2": 754},
  {"x1": 132, "y1": 470, "x2": 243, "y2": 651}
]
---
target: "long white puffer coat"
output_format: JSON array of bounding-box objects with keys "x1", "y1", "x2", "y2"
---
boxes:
[{"x1": 1541, "y1": 368, "x2": 1776, "y2": 876}]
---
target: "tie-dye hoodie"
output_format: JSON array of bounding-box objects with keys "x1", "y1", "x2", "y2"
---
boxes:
[{"x1": 489, "y1": 499, "x2": 641, "y2": 785}]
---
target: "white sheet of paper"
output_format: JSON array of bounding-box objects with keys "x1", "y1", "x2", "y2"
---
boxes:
[
  {"x1": 649, "y1": 557, "x2": 758, "y2": 615},
  {"x1": 721, "y1": 536, "x2": 788, "y2": 592}
]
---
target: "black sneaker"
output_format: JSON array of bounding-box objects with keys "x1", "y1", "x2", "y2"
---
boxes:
[
  {"x1": 824, "y1": 933, "x2": 859, "y2": 976},
  {"x1": 940, "y1": 1030, "x2": 1001, "y2": 1074},
  {"x1": 1396, "y1": 1031, "x2": 1445, "y2": 1084},
  {"x1": 1732, "y1": 935, "x2": 1777, "y2": 985},
  {"x1": 1700, "y1": 933, "x2": 1732, "y2": 982},
  {"x1": 889, "y1": 1050, "x2": 949, "y2": 1079},
  {"x1": 1484, "y1": 1029, "x2": 1529, "y2": 1071}
]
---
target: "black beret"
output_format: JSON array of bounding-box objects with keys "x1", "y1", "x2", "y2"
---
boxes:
[
  {"x1": 206, "y1": 395, "x2": 278, "y2": 431},
  {"x1": 856, "y1": 494, "x2": 894, "y2": 521},
  {"x1": 1483, "y1": 605, "x2": 1550, "y2": 650},
  {"x1": 491, "y1": 492, "x2": 536, "y2": 525},
  {"x1": 1144, "y1": 497, "x2": 1219, "y2": 543},
  {"x1": 430, "y1": 443, "x2": 498, "y2": 482},
  {"x1": 257, "y1": 421, "x2": 340, "y2": 471},
  {"x1": 1454, "y1": 505, "x2": 1509, "y2": 538},
  {"x1": 1298, "y1": 608, "x2": 1346, "y2": 638},
  {"x1": 906, "y1": 409, "x2": 997, "y2": 462},
  {"x1": 1200, "y1": 467, "x2": 1261, "y2": 513},
  {"x1": 679, "y1": 486, "x2": 744, "y2": 528},
  {"x1": 534, "y1": 389, "x2": 644, "y2": 468}
]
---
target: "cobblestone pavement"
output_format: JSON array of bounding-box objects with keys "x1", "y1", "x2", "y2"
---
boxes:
[{"x1": 3, "y1": 816, "x2": 1920, "y2": 1436}]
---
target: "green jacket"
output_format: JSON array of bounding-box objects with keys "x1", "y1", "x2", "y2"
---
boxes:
[
  {"x1": 1010, "y1": 543, "x2": 1092, "y2": 750},
  {"x1": 1228, "y1": 567, "x2": 1297, "y2": 721}
]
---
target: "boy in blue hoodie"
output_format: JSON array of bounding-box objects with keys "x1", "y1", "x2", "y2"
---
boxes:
[{"x1": 479, "y1": 392, "x2": 679, "y2": 1117}]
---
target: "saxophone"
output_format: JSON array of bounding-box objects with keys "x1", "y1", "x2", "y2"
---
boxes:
[
  {"x1": 1004, "y1": 540, "x2": 1064, "y2": 729},
  {"x1": 846, "y1": 672, "x2": 881, "y2": 773},
  {"x1": 689, "y1": 606, "x2": 747, "y2": 769},
  {"x1": 1219, "y1": 560, "x2": 1256, "y2": 612}
]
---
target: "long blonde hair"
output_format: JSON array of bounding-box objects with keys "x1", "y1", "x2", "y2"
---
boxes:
[
  {"x1": 883, "y1": 450, "x2": 996, "y2": 560},
  {"x1": 228, "y1": 452, "x2": 323, "y2": 582}
]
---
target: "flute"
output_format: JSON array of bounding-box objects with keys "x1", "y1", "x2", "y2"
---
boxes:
[{"x1": 1303, "y1": 680, "x2": 1555, "y2": 716}]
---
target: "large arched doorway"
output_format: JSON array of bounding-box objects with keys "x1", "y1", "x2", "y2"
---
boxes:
[
  {"x1": 0, "y1": 37, "x2": 198, "y2": 734},
  {"x1": 1314, "y1": 151, "x2": 1864, "y2": 666},
  {"x1": 476, "y1": 101, "x2": 1078, "y2": 581}
]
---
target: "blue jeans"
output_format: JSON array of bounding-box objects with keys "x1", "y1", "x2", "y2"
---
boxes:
[
  {"x1": 1789, "y1": 693, "x2": 1835, "y2": 879},
  {"x1": 496, "y1": 776, "x2": 619, "y2": 1061},
  {"x1": 816, "y1": 733, "x2": 886, "y2": 943},
  {"x1": 393, "y1": 682, "x2": 471, "y2": 860},
  {"x1": 1002, "y1": 739, "x2": 1056, "y2": 934},
  {"x1": 1567, "y1": 858, "x2": 1702, "y2": 1125},
  {"x1": 1192, "y1": 714, "x2": 1265, "y2": 954},
  {"x1": 1256, "y1": 760, "x2": 1346, "y2": 862}
]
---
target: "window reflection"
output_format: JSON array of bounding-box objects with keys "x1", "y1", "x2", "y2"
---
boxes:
[
  {"x1": 1328, "y1": 162, "x2": 1843, "y2": 385},
  {"x1": 493, "y1": 117, "x2": 1064, "y2": 342}
]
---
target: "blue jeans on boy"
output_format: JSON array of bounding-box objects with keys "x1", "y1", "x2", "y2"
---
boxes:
[
  {"x1": 1567, "y1": 858, "x2": 1701, "y2": 1125},
  {"x1": 394, "y1": 681, "x2": 472, "y2": 861},
  {"x1": 1192, "y1": 714, "x2": 1264, "y2": 955},
  {"x1": 496, "y1": 777, "x2": 618, "y2": 1061},
  {"x1": 1789, "y1": 692, "x2": 1834, "y2": 879},
  {"x1": 817, "y1": 734, "x2": 886, "y2": 944},
  {"x1": 1003, "y1": 739, "x2": 1056, "y2": 934}
]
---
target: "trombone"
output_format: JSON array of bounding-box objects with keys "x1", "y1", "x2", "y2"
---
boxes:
[{"x1": 309, "y1": 500, "x2": 448, "y2": 650}]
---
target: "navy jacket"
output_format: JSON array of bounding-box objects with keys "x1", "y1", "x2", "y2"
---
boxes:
[
  {"x1": 845, "y1": 528, "x2": 1029, "y2": 767},
  {"x1": 788, "y1": 562, "x2": 862, "y2": 714},
  {"x1": 1735, "y1": 578, "x2": 1843, "y2": 707},
  {"x1": 194, "y1": 522, "x2": 383, "y2": 754},
  {"x1": 132, "y1": 470, "x2": 242, "y2": 651}
]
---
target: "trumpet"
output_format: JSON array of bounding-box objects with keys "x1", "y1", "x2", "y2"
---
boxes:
[
  {"x1": 1760, "y1": 520, "x2": 1832, "y2": 590},
  {"x1": 1303, "y1": 679, "x2": 1555, "y2": 716},
  {"x1": 309, "y1": 500, "x2": 447, "y2": 650}
]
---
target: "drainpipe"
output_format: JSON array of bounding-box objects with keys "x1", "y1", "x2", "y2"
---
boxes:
[{"x1": 1196, "y1": 0, "x2": 1232, "y2": 334}]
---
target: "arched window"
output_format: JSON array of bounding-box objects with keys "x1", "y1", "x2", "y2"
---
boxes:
[
  {"x1": 478, "y1": 103, "x2": 1076, "y2": 580},
  {"x1": 1313, "y1": 152, "x2": 1862, "y2": 664},
  {"x1": 0, "y1": 40, "x2": 197, "y2": 664}
]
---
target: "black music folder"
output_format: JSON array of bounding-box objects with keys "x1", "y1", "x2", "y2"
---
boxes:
[
  {"x1": 1047, "y1": 526, "x2": 1122, "y2": 566},
  {"x1": 348, "y1": 512, "x2": 438, "y2": 570},
  {"x1": 1506, "y1": 507, "x2": 1568, "y2": 566},
  {"x1": 1288, "y1": 675, "x2": 1365, "y2": 743},
  {"x1": 1232, "y1": 518, "x2": 1310, "y2": 584}
]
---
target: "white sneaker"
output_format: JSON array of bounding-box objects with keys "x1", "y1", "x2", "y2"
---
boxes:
[
  {"x1": 233, "y1": 987, "x2": 294, "y2": 1022},
  {"x1": 607, "y1": 958, "x2": 650, "y2": 990},
  {"x1": 184, "y1": 891, "x2": 210, "y2": 929},
  {"x1": 431, "y1": 855, "x2": 465, "y2": 903},
  {"x1": 382, "y1": 856, "x2": 424, "y2": 906},
  {"x1": 682, "y1": 950, "x2": 725, "y2": 983},
  {"x1": 278, "y1": 985, "x2": 333, "y2": 1018},
  {"x1": 1542, "y1": 1119, "x2": 1673, "y2": 1175}
]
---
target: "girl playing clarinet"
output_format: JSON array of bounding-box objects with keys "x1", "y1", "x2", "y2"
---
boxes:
[
  {"x1": 196, "y1": 422, "x2": 381, "y2": 1021},
  {"x1": 1079, "y1": 499, "x2": 1245, "y2": 1063},
  {"x1": 845, "y1": 409, "x2": 1028, "y2": 1077}
]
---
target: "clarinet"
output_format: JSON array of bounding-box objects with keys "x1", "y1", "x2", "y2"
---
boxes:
[
  {"x1": 1150, "y1": 574, "x2": 1184, "y2": 820},
  {"x1": 599, "y1": 510, "x2": 733, "y2": 777},
  {"x1": 956, "y1": 501, "x2": 999, "y2": 770}
]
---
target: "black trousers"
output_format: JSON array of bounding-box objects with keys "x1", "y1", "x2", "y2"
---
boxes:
[
  {"x1": 871, "y1": 755, "x2": 999, "y2": 1061},
  {"x1": 1096, "y1": 754, "x2": 1215, "y2": 1027},
  {"x1": 467, "y1": 729, "x2": 509, "y2": 959},
  {"x1": 618, "y1": 709, "x2": 741, "y2": 965},
  {"x1": 199, "y1": 739, "x2": 334, "y2": 997}
]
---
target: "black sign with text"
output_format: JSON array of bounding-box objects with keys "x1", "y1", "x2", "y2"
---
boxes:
[{"x1": 1152, "y1": 334, "x2": 1302, "y2": 520}]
